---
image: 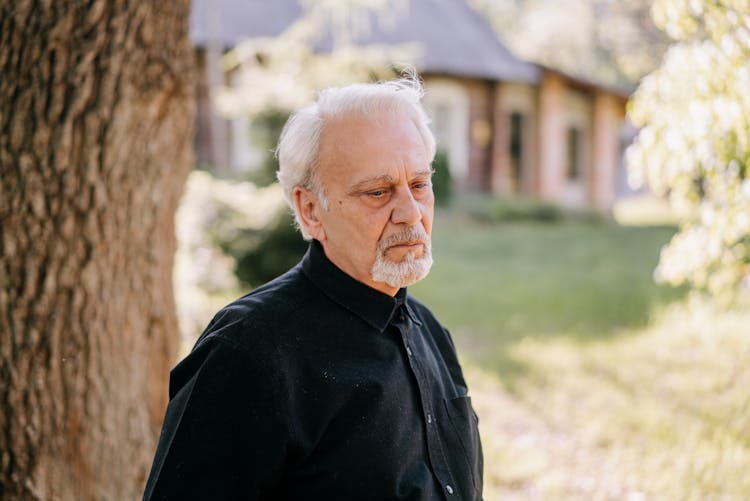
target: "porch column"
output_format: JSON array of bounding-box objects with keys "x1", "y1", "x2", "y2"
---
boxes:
[
  {"x1": 490, "y1": 82, "x2": 511, "y2": 195},
  {"x1": 590, "y1": 91, "x2": 623, "y2": 210},
  {"x1": 537, "y1": 72, "x2": 566, "y2": 200}
]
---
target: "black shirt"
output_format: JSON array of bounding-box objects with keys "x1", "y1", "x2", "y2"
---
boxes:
[{"x1": 143, "y1": 240, "x2": 483, "y2": 500}]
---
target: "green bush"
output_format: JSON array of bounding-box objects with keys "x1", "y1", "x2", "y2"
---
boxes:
[
  {"x1": 213, "y1": 108, "x2": 307, "y2": 286},
  {"x1": 431, "y1": 148, "x2": 452, "y2": 206},
  {"x1": 245, "y1": 109, "x2": 289, "y2": 187},
  {"x1": 228, "y1": 209, "x2": 309, "y2": 287},
  {"x1": 459, "y1": 195, "x2": 565, "y2": 223}
]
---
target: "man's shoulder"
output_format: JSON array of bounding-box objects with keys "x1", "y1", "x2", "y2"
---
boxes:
[
  {"x1": 167, "y1": 269, "x2": 312, "y2": 399},
  {"x1": 194, "y1": 265, "x2": 315, "y2": 350}
]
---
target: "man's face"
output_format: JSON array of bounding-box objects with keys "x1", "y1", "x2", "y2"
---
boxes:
[{"x1": 308, "y1": 109, "x2": 435, "y2": 296}]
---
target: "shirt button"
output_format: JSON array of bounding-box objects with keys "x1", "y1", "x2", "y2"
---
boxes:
[
  {"x1": 427, "y1": 413, "x2": 432, "y2": 424},
  {"x1": 446, "y1": 485, "x2": 454, "y2": 495},
  {"x1": 405, "y1": 345, "x2": 412, "y2": 356}
]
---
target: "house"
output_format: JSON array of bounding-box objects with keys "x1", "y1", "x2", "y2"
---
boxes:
[{"x1": 190, "y1": 0, "x2": 630, "y2": 211}]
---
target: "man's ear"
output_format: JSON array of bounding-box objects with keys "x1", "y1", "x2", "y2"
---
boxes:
[{"x1": 293, "y1": 186, "x2": 327, "y2": 242}]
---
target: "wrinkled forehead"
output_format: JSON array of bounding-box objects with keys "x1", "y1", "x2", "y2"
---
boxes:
[
  {"x1": 316, "y1": 110, "x2": 430, "y2": 186},
  {"x1": 322, "y1": 106, "x2": 417, "y2": 136},
  {"x1": 319, "y1": 109, "x2": 426, "y2": 157}
]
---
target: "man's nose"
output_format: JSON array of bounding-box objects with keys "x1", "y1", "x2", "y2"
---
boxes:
[{"x1": 390, "y1": 187, "x2": 422, "y2": 226}]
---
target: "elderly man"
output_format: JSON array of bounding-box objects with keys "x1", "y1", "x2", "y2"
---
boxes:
[{"x1": 143, "y1": 76, "x2": 483, "y2": 500}]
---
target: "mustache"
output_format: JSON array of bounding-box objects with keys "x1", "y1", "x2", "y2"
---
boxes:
[{"x1": 377, "y1": 228, "x2": 430, "y2": 252}]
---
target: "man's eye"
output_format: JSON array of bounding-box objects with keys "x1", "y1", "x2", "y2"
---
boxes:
[{"x1": 367, "y1": 190, "x2": 388, "y2": 198}]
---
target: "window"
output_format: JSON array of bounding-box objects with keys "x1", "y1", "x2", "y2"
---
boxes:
[
  {"x1": 566, "y1": 126, "x2": 581, "y2": 180},
  {"x1": 510, "y1": 112, "x2": 524, "y2": 190}
]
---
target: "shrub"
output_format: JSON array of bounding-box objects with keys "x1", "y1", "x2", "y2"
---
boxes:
[
  {"x1": 432, "y1": 148, "x2": 452, "y2": 206},
  {"x1": 232, "y1": 209, "x2": 308, "y2": 287},
  {"x1": 460, "y1": 195, "x2": 565, "y2": 224},
  {"x1": 626, "y1": 0, "x2": 750, "y2": 301},
  {"x1": 245, "y1": 109, "x2": 289, "y2": 187}
]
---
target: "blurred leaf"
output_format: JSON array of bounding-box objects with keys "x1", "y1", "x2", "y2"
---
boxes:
[
  {"x1": 626, "y1": 0, "x2": 750, "y2": 302},
  {"x1": 472, "y1": 0, "x2": 672, "y2": 86},
  {"x1": 214, "y1": 0, "x2": 417, "y2": 117}
]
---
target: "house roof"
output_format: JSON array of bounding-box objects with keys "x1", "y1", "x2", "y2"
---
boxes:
[
  {"x1": 190, "y1": 0, "x2": 540, "y2": 83},
  {"x1": 538, "y1": 65, "x2": 635, "y2": 99}
]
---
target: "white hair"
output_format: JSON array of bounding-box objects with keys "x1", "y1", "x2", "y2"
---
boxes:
[{"x1": 276, "y1": 75, "x2": 436, "y2": 240}]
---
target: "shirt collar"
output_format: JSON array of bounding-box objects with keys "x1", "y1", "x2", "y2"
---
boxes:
[{"x1": 301, "y1": 240, "x2": 406, "y2": 332}]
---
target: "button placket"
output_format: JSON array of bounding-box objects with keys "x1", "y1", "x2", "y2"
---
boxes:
[{"x1": 392, "y1": 308, "x2": 458, "y2": 499}]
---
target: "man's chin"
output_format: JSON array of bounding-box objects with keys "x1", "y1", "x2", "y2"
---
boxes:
[{"x1": 370, "y1": 251, "x2": 433, "y2": 289}]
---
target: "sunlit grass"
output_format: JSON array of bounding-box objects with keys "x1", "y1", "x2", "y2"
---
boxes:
[
  {"x1": 412, "y1": 213, "x2": 685, "y2": 383},
  {"x1": 471, "y1": 301, "x2": 750, "y2": 500},
  {"x1": 411, "y1": 213, "x2": 750, "y2": 500},
  {"x1": 612, "y1": 193, "x2": 685, "y2": 226}
]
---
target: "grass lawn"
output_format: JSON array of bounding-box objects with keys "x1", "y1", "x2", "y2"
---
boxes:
[
  {"x1": 412, "y1": 212, "x2": 685, "y2": 382},
  {"x1": 410, "y1": 212, "x2": 750, "y2": 500}
]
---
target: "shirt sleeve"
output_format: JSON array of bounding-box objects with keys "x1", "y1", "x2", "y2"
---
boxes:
[{"x1": 142, "y1": 331, "x2": 290, "y2": 500}]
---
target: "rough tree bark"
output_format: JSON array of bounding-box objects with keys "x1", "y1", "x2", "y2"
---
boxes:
[{"x1": 0, "y1": 1, "x2": 194, "y2": 499}]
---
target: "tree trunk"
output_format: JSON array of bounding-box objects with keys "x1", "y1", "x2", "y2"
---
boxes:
[{"x1": 0, "y1": 1, "x2": 194, "y2": 499}]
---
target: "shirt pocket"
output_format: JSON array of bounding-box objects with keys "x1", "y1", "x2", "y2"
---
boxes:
[{"x1": 442, "y1": 396, "x2": 483, "y2": 498}]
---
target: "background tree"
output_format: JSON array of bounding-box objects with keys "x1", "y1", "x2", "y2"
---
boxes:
[
  {"x1": 0, "y1": 1, "x2": 194, "y2": 499},
  {"x1": 472, "y1": 0, "x2": 671, "y2": 87},
  {"x1": 214, "y1": 0, "x2": 414, "y2": 118},
  {"x1": 626, "y1": 0, "x2": 750, "y2": 301}
]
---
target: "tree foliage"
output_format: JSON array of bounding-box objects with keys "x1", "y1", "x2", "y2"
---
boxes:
[
  {"x1": 626, "y1": 0, "x2": 750, "y2": 301},
  {"x1": 472, "y1": 0, "x2": 671, "y2": 87},
  {"x1": 215, "y1": 0, "x2": 415, "y2": 117}
]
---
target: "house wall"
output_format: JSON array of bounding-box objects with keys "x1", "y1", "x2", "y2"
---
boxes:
[
  {"x1": 422, "y1": 77, "x2": 471, "y2": 188},
  {"x1": 465, "y1": 79, "x2": 495, "y2": 192},
  {"x1": 194, "y1": 50, "x2": 213, "y2": 166},
  {"x1": 536, "y1": 70, "x2": 626, "y2": 210},
  {"x1": 194, "y1": 59, "x2": 626, "y2": 211},
  {"x1": 590, "y1": 92, "x2": 625, "y2": 209},
  {"x1": 194, "y1": 48, "x2": 231, "y2": 172},
  {"x1": 489, "y1": 82, "x2": 509, "y2": 195},
  {"x1": 538, "y1": 72, "x2": 567, "y2": 202},
  {"x1": 561, "y1": 87, "x2": 592, "y2": 208},
  {"x1": 423, "y1": 76, "x2": 495, "y2": 193},
  {"x1": 490, "y1": 82, "x2": 538, "y2": 196}
]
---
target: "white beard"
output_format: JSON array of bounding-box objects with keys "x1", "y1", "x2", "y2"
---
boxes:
[{"x1": 370, "y1": 229, "x2": 433, "y2": 288}]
